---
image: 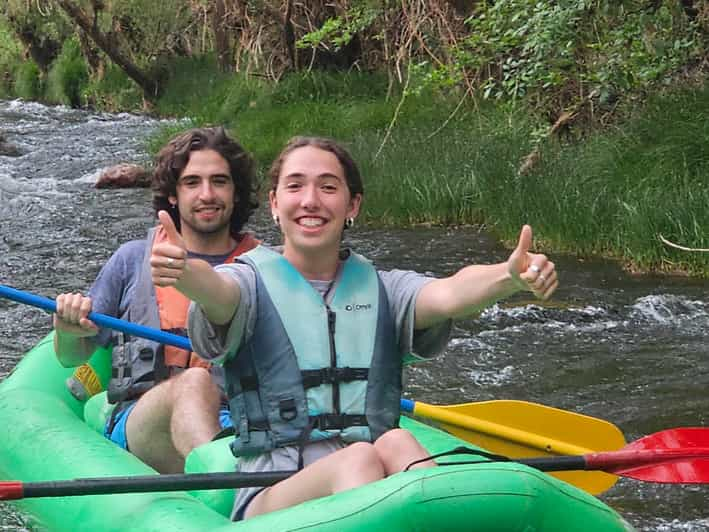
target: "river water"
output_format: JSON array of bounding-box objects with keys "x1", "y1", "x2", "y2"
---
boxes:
[{"x1": 0, "y1": 100, "x2": 707, "y2": 531}]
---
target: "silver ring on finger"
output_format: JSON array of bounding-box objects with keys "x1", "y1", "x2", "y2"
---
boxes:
[
  {"x1": 530, "y1": 264, "x2": 541, "y2": 273},
  {"x1": 167, "y1": 257, "x2": 174, "y2": 267}
]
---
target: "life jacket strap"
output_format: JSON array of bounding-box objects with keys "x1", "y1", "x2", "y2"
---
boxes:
[
  {"x1": 239, "y1": 376, "x2": 259, "y2": 391},
  {"x1": 239, "y1": 367, "x2": 369, "y2": 392},
  {"x1": 111, "y1": 366, "x2": 132, "y2": 378},
  {"x1": 161, "y1": 327, "x2": 188, "y2": 337},
  {"x1": 309, "y1": 413, "x2": 368, "y2": 430},
  {"x1": 301, "y1": 367, "x2": 369, "y2": 388}
]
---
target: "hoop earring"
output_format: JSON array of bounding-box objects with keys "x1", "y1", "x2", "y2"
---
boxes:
[
  {"x1": 273, "y1": 214, "x2": 280, "y2": 225},
  {"x1": 345, "y1": 217, "x2": 354, "y2": 229}
]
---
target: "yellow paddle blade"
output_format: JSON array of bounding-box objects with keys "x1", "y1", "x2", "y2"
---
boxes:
[{"x1": 412, "y1": 399, "x2": 626, "y2": 495}]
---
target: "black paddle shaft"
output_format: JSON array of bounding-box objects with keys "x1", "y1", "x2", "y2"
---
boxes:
[
  {"x1": 520, "y1": 456, "x2": 588, "y2": 472},
  {"x1": 20, "y1": 470, "x2": 295, "y2": 498}
]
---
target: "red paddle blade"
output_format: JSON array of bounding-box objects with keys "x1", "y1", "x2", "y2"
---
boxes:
[
  {"x1": 625, "y1": 427, "x2": 709, "y2": 451},
  {"x1": 587, "y1": 428, "x2": 709, "y2": 483}
]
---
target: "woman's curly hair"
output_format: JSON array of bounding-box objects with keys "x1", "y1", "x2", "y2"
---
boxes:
[{"x1": 152, "y1": 126, "x2": 259, "y2": 234}]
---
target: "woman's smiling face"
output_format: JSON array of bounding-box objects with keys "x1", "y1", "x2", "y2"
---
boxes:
[{"x1": 270, "y1": 145, "x2": 361, "y2": 264}]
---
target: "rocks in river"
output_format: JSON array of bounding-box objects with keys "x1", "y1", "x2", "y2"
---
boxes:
[
  {"x1": 0, "y1": 133, "x2": 22, "y2": 157},
  {"x1": 95, "y1": 163, "x2": 150, "y2": 188}
]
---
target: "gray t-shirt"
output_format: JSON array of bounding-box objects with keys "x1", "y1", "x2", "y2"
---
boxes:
[
  {"x1": 88, "y1": 239, "x2": 147, "y2": 347},
  {"x1": 187, "y1": 254, "x2": 452, "y2": 365}
]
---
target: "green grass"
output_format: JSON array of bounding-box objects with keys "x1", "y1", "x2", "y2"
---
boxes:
[
  {"x1": 45, "y1": 38, "x2": 89, "y2": 107},
  {"x1": 0, "y1": 20, "x2": 21, "y2": 98},
  {"x1": 485, "y1": 88, "x2": 709, "y2": 274},
  {"x1": 13, "y1": 61, "x2": 42, "y2": 101},
  {"x1": 83, "y1": 63, "x2": 144, "y2": 111}
]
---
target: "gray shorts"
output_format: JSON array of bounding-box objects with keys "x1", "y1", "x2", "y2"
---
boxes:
[{"x1": 231, "y1": 437, "x2": 347, "y2": 521}]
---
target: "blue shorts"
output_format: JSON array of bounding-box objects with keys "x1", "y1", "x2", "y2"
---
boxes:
[{"x1": 104, "y1": 403, "x2": 233, "y2": 450}]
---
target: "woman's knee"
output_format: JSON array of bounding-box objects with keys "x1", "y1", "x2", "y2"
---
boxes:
[
  {"x1": 374, "y1": 428, "x2": 417, "y2": 450},
  {"x1": 340, "y1": 442, "x2": 385, "y2": 479},
  {"x1": 374, "y1": 429, "x2": 430, "y2": 473}
]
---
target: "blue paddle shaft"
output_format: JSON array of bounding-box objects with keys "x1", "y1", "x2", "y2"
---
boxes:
[
  {"x1": 0, "y1": 284, "x2": 413, "y2": 411},
  {"x1": 0, "y1": 284, "x2": 193, "y2": 351}
]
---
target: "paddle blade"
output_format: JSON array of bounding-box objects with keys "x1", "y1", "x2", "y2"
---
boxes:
[
  {"x1": 589, "y1": 428, "x2": 709, "y2": 483},
  {"x1": 412, "y1": 400, "x2": 626, "y2": 495},
  {"x1": 626, "y1": 427, "x2": 709, "y2": 450}
]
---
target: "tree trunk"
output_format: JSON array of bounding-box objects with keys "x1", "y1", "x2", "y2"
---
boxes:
[
  {"x1": 211, "y1": 0, "x2": 232, "y2": 72},
  {"x1": 284, "y1": 0, "x2": 296, "y2": 70},
  {"x1": 55, "y1": 0, "x2": 160, "y2": 100}
]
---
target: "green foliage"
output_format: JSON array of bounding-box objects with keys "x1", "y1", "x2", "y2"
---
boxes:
[
  {"x1": 479, "y1": 85, "x2": 709, "y2": 274},
  {"x1": 83, "y1": 63, "x2": 143, "y2": 111},
  {"x1": 156, "y1": 63, "x2": 398, "y2": 168},
  {"x1": 583, "y1": 2, "x2": 700, "y2": 99},
  {"x1": 0, "y1": 19, "x2": 22, "y2": 97},
  {"x1": 92, "y1": 0, "x2": 194, "y2": 67},
  {"x1": 14, "y1": 61, "x2": 42, "y2": 100},
  {"x1": 354, "y1": 103, "x2": 529, "y2": 225},
  {"x1": 271, "y1": 70, "x2": 389, "y2": 104},
  {"x1": 297, "y1": 3, "x2": 381, "y2": 51},
  {"x1": 425, "y1": 0, "x2": 702, "y2": 109},
  {"x1": 46, "y1": 38, "x2": 89, "y2": 107},
  {"x1": 155, "y1": 55, "x2": 239, "y2": 120},
  {"x1": 3, "y1": 0, "x2": 73, "y2": 48}
]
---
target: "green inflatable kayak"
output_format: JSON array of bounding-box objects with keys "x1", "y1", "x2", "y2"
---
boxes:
[{"x1": 0, "y1": 334, "x2": 634, "y2": 531}]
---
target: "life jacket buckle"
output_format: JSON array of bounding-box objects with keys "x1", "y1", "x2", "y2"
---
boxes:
[
  {"x1": 321, "y1": 367, "x2": 338, "y2": 384},
  {"x1": 310, "y1": 413, "x2": 368, "y2": 430},
  {"x1": 278, "y1": 397, "x2": 298, "y2": 421},
  {"x1": 138, "y1": 347, "x2": 153, "y2": 361}
]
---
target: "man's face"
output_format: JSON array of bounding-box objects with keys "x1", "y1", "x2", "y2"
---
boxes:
[{"x1": 169, "y1": 149, "x2": 236, "y2": 239}]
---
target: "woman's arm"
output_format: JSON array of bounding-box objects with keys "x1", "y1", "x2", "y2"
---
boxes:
[
  {"x1": 415, "y1": 225, "x2": 557, "y2": 329},
  {"x1": 150, "y1": 211, "x2": 241, "y2": 325}
]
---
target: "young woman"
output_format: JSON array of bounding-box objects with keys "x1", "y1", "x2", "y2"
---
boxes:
[{"x1": 150, "y1": 136, "x2": 558, "y2": 520}]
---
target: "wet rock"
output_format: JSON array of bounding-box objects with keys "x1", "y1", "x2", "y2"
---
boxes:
[
  {"x1": 0, "y1": 133, "x2": 22, "y2": 157},
  {"x1": 95, "y1": 163, "x2": 150, "y2": 188}
]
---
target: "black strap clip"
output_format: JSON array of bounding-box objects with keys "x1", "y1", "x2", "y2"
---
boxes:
[{"x1": 301, "y1": 367, "x2": 369, "y2": 388}]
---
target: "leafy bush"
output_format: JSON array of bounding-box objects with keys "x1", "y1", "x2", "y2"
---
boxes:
[
  {"x1": 14, "y1": 61, "x2": 42, "y2": 100},
  {"x1": 0, "y1": 20, "x2": 22, "y2": 97},
  {"x1": 425, "y1": 0, "x2": 702, "y2": 112},
  {"x1": 46, "y1": 38, "x2": 88, "y2": 107},
  {"x1": 83, "y1": 63, "x2": 143, "y2": 111}
]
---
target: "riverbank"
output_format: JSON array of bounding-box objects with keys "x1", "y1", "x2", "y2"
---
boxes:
[{"x1": 4, "y1": 54, "x2": 709, "y2": 275}]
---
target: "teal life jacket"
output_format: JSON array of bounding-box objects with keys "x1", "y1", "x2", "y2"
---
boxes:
[{"x1": 225, "y1": 246, "x2": 402, "y2": 458}]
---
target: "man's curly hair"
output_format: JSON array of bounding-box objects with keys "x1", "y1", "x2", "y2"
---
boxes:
[{"x1": 152, "y1": 126, "x2": 258, "y2": 234}]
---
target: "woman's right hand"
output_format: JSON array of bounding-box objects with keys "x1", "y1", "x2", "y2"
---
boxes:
[{"x1": 54, "y1": 293, "x2": 99, "y2": 337}]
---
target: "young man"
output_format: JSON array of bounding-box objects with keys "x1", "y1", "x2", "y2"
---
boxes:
[{"x1": 53, "y1": 127, "x2": 259, "y2": 473}]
